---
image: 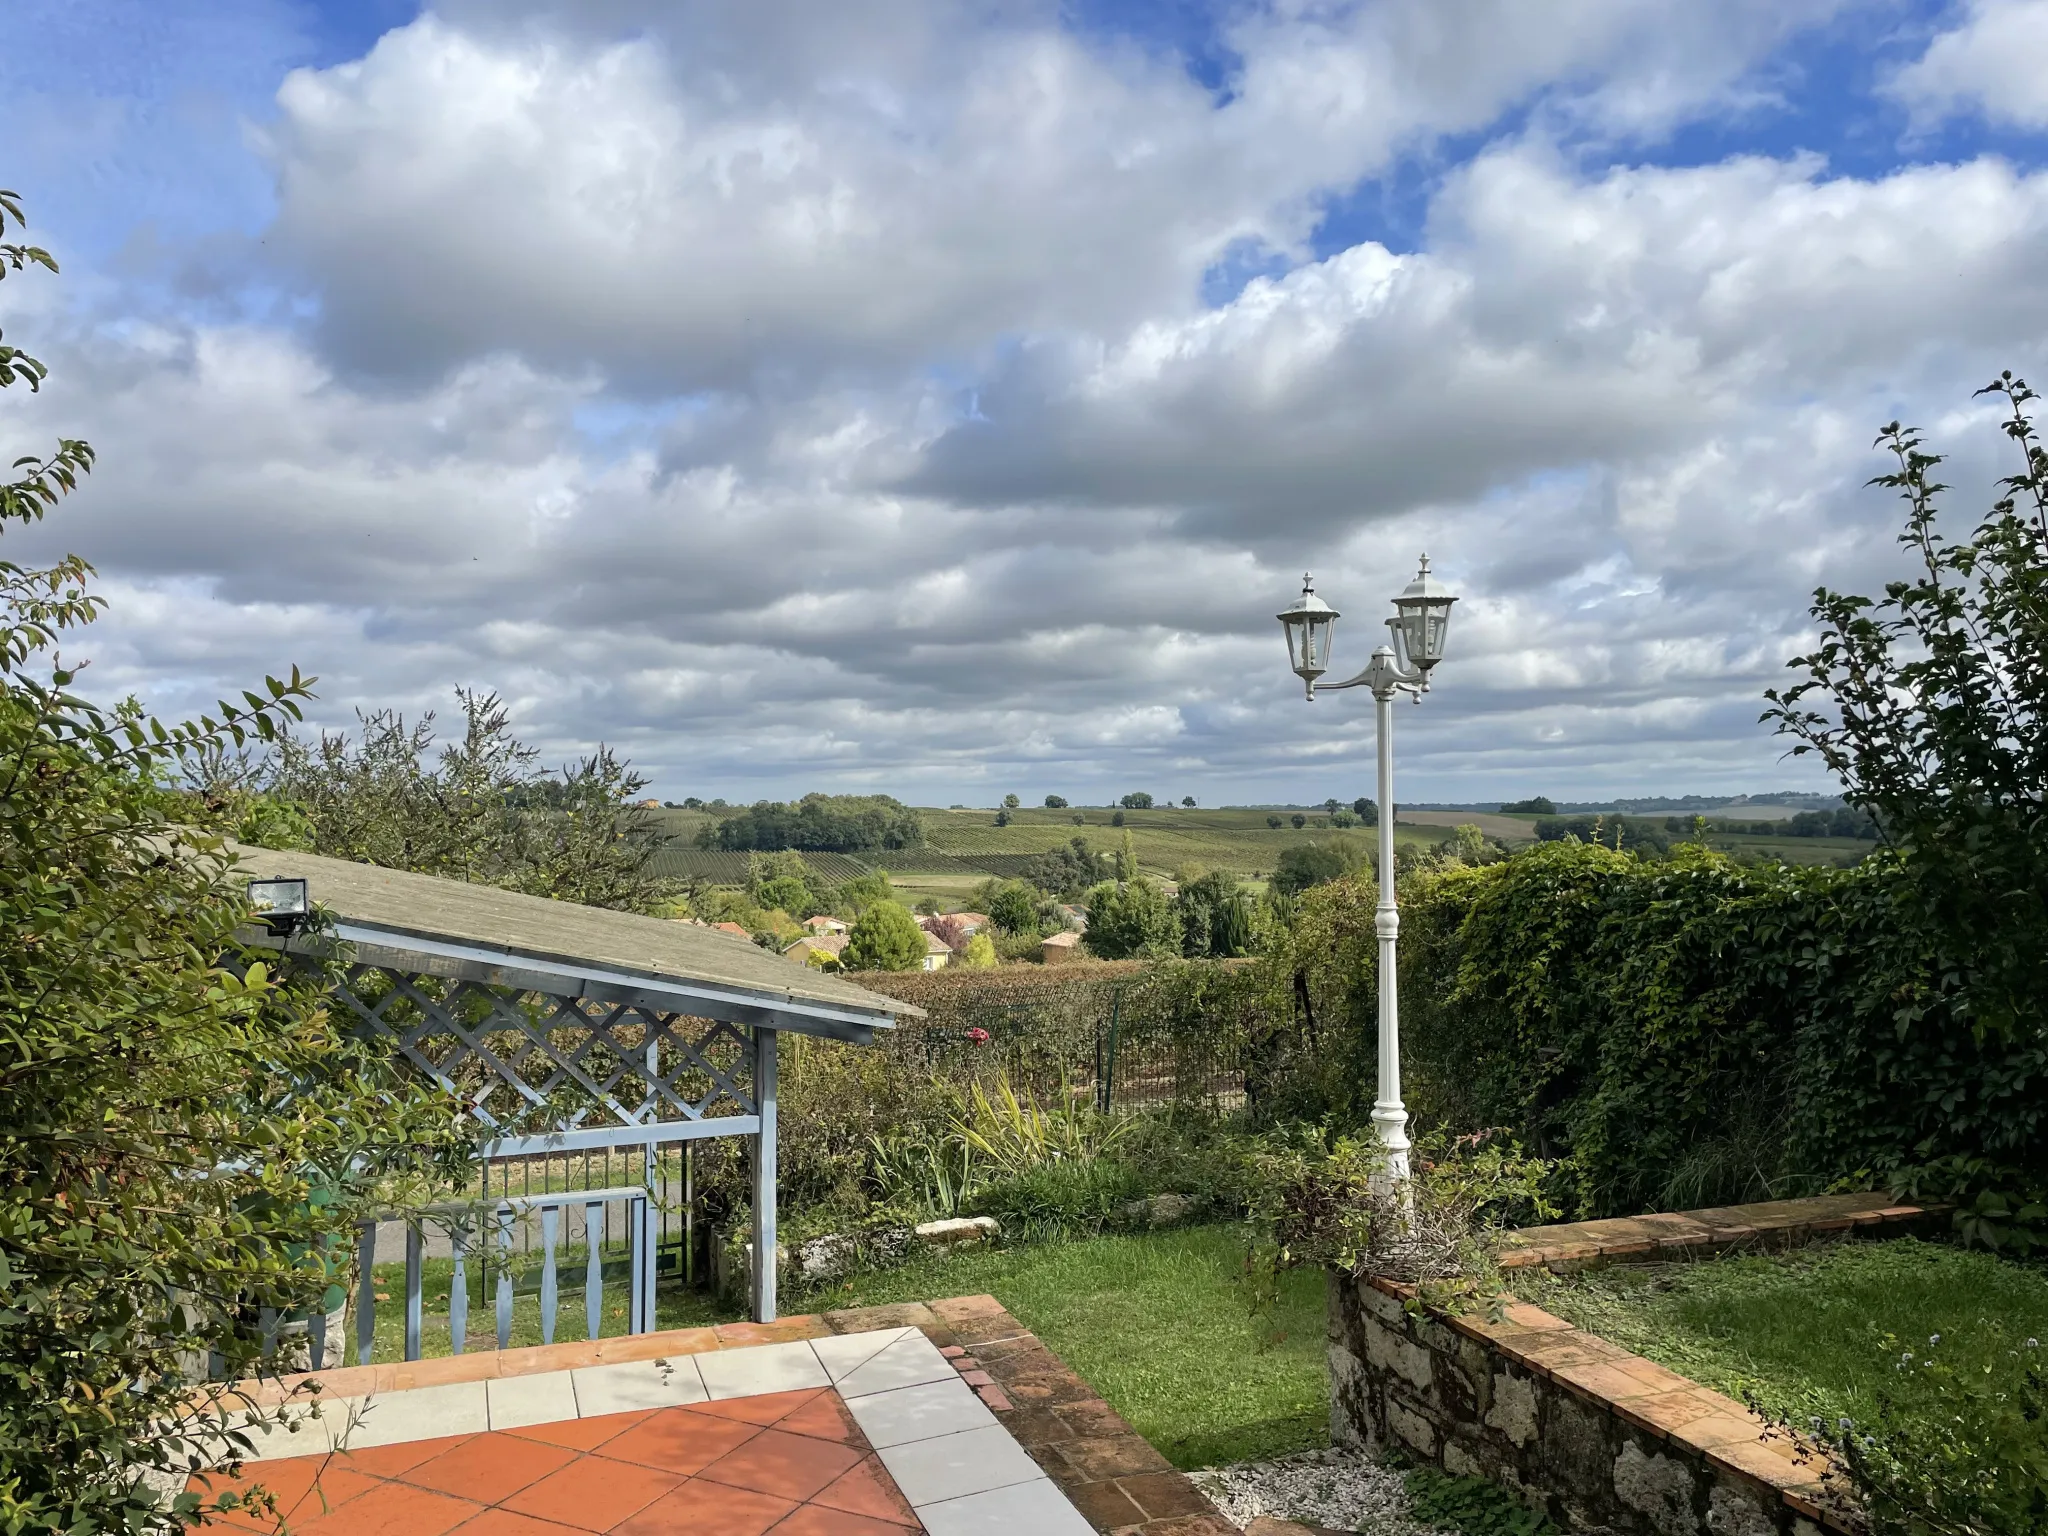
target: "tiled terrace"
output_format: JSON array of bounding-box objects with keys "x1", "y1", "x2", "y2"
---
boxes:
[{"x1": 192, "y1": 1298, "x2": 1235, "y2": 1536}]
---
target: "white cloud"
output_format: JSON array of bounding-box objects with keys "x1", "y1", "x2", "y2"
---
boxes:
[
  {"x1": 1888, "y1": 0, "x2": 2048, "y2": 130},
  {"x1": 8, "y1": 1, "x2": 2043, "y2": 804}
]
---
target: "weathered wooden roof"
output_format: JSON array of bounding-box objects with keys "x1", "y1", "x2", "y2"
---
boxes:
[{"x1": 232, "y1": 843, "x2": 913, "y2": 1044}]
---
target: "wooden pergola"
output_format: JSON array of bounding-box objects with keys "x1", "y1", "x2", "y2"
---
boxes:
[{"x1": 233, "y1": 845, "x2": 913, "y2": 1332}]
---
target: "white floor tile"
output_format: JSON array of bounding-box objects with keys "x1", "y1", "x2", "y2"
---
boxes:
[
  {"x1": 695, "y1": 1340, "x2": 829, "y2": 1400},
  {"x1": 224, "y1": 1403, "x2": 342, "y2": 1462},
  {"x1": 486, "y1": 1370, "x2": 580, "y2": 1429},
  {"x1": 845, "y1": 1376, "x2": 997, "y2": 1450},
  {"x1": 810, "y1": 1326, "x2": 914, "y2": 1384},
  {"x1": 570, "y1": 1357, "x2": 709, "y2": 1416},
  {"x1": 877, "y1": 1424, "x2": 1045, "y2": 1507},
  {"x1": 918, "y1": 1478, "x2": 1097, "y2": 1535},
  {"x1": 835, "y1": 1334, "x2": 957, "y2": 1399},
  {"x1": 336, "y1": 1381, "x2": 488, "y2": 1449}
]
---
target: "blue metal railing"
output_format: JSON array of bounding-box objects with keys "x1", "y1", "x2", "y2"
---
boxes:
[{"x1": 306, "y1": 1185, "x2": 655, "y2": 1367}]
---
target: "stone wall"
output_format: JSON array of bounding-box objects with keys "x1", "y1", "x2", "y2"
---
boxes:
[{"x1": 1328, "y1": 1273, "x2": 1856, "y2": 1536}]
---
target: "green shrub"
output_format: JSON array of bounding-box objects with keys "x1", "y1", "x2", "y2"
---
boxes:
[
  {"x1": 1399, "y1": 841, "x2": 2048, "y2": 1219},
  {"x1": 1404, "y1": 1465, "x2": 1552, "y2": 1536},
  {"x1": 844, "y1": 898, "x2": 928, "y2": 971},
  {"x1": 0, "y1": 192, "x2": 470, "y2": 1533},
  {"x1": 1244, "y1": 1126, "x2": 1555, "y2": 1313}
]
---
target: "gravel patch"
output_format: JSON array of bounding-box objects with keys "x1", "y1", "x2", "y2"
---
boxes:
[{"x1": 1190, "y1": 1447, "x2": 1445, "y2": 1534}]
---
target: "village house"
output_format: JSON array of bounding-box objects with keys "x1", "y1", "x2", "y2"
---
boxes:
[
  {"x1": 1040, "y1": 930, "x2": 1084, "y2": 964},
  {"x1": 784, "y1": 933, "x2": 848, "y2": 970}
]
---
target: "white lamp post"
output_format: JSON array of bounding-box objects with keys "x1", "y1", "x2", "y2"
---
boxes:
[{"x1": 1277, "y1": 556, "x2": 1457, "y2": 1182}]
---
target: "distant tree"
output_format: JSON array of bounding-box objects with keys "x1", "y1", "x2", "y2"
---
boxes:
[
  {"x1": 1350, "y1": 796, "x2": 1379, "y2": 826},
  {"x1": 1116, "y1": 828, "x2": 1138, "y2": 881},
  {"x1": 1181, "y1": 795, "x2": 1196, "y2": 807},
  {"x1": 959, "y1": 929, "x2": 998, "y2": 969},
  {"x1": 1324, "y1": 798, "x2": 1342, "y2": 814},
  {"x1": 239, "y1": 688, "x2": 674, "y2": 913},
  {"x1": 1267, "y1": 814, "x2": 1285, "y2": 829},
  {"x1": 1111, "y1": 809, "x2": 1127, "y2": 827},
  {"x1": 1043, "y1": 794, "x2": 1068, "y2": 808},
  {"x1": 831, "y1": 870, "x2": 897, "y2": 918},
  {"x1": 1329, "y1": 809, "x2": 1356, "y2": 827},
  {"x1": 843, "y1": 900, "x2": 928, "y2": 971},
  {"x1": 1018, "y1": 837, "x2": 1109, "y2": 897},
  {"x1": 683, "y1": 796, "x2": 705, "y2": 809},
  {"x1": 993, "y1": 807, "x2": 1011, "y2": 827},
  {"x1": 1119, "y1": 792, "x2": 1154, "y2": 810},
  {"x1": 1175, "y1": 870, "x2": 1253, "y2": 958},
  {"x1": 1448, "y1": 824, "x2": 1490, "y2": 866},
  {"x1": 1083, "y1": 878, "x2": 1181, "y2": 959},
  {"x1": 924, "y1": 912, "x2": 973, "y2": 949},
  {"x1": 698, "y1": 793, "x2": 922, "y2": 853},
  {"x1": 1002, "y1": 793, "x2": 1021, "y2": 809},
  {"x1": 1501, "y1": 796, "x2": 1558, "y2": 815},
  {"x1": 1273, "y1": 841, "x2": 1352, "y2": 896},
  {"x1": 1290, "y1": 813, "x2": 1307, "y2": 830},
  {"x1": 985, "y1": 880, "x2": 1048, "y2": 936},
  {"x1": 1071, "y1": 811, "x2": 1086, "y2": 824}
]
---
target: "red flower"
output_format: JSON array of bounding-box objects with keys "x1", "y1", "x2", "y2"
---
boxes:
[{"x1": 965, "y1": 1027, "x2": 991, "y2": 1045}]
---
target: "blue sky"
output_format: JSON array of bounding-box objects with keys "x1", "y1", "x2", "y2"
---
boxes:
[{"x1": 4, "y1": 0, "x2": 2046, "y2": 805}]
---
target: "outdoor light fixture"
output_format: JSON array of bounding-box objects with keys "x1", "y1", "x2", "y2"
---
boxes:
[
  {"x1": 1277, "y1": 554, "x2": 1458, "y2": 1184},
  {"x1": 1276, "y1": 577, "x2": 1340, "y2": 699},
  {"x1": 246, "y1": 876, "x2": 310, "y2": 937}
]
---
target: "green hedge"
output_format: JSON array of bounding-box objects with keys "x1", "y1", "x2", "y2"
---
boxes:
[{"x1": 1400, "y1": 841, "x2": 2047, "y2": 1218}]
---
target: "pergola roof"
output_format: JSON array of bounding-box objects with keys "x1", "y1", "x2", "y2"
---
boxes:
[{"x1": 232, "y1": 844, "x2": 914, "y2": 1045}]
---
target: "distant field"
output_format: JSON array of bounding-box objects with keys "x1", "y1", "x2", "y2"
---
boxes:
[
  {"x1": 1701, "y1": 832, "x2": 1871, "y2": 867},
  {"x1": 1395, "y1": 809, "x2": 1538, "y2": 842},
  {"x1": 921, "y1": 805, "x2": 1446, "y2": 879}
]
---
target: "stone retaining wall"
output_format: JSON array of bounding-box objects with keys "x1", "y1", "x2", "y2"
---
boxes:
[
  {"x1": 1324, "y1": 1192, "x2": 1942, "y2": 1536},
  {"x1": 1328, "y1": 1274, "x2": 1851, "y2": 1536}
]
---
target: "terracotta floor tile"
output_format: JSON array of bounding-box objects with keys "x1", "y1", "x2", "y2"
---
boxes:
[
  {"x1": 693, "y1": 1388, "x2": 825, "y2": 1427},
  {"x1": 500, "y1": 1455, "x2": 682, "y2": 1531},
  {"x1": 338, "y1": 1434, "x2": 479, "y2": 1479},
  {"x1": 697, "y1": 1428, "x2": 862, "y2": 1503},
  {"x1": 609, "y1": 1481, "x2": 794, "y2": 1536},
  {"x1": 400, "y1": 1434, "x2": 579, "y2": 1502},
  {"x1": 290, "y1": 1479, "x2": 482, "y2": 1536},
  {"x1": 598, "y1": 1408, "x2": 761, "y2": 1475},
  {"x1": 770, "y1": 1505, "x2": 919, "y2": 1535},
  {"x1": 773, "y1": 1393, "x2": 866, "y2": 1447},
  {"x1": 808, "y1": 1456, "x2": 918, "y2": 1526},
  {"x1": 191, "y1": 1460, "x2": 384, "y2": 1529},
  {"x1": 447, "y1": 1509, "x2": 589, "y2": 1536},
  {"x1": 506, "y1": 1411, "x2": 651, "y2": 1453}
]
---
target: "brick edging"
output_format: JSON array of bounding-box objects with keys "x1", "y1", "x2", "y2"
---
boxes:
[{"x1": 1498, "y1": 1191, "x2": 1941, "y2": 1273}]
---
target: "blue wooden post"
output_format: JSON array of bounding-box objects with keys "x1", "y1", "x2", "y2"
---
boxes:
[
  {"x1": 539, "y1": 1206, "x2": 560, "y2": 1345},
  {"x1": 450, "y1": 1220, "x2": 469, "y2": 1355},
  {"x1": 751, "y1": 1026, "x2": 778, "y2": 1323},
  {"x1": 584, "y1": 1201, "x2": 603, "y2": 1342},
  {"x1": 495, "y1": 1206, "x2": 515, "y2": 1351},
  {"x1": 355, "y1": 1222, "x2": 377, "y2": 1368},
  {"x1": 403, "y1": 1224, "x2": 423, "y2": 1362}
]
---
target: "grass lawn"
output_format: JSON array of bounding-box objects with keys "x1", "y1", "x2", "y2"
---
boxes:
[
  {"x1": 1513, "y1": 1238, "x2": 2048, "y2": 1430},
  {"x1": 792, "y1": 1224, "x2": 1329, "y2": 1470}
]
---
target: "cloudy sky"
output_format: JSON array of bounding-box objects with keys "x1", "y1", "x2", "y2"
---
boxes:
[{"x1": 4, "y1": 0, "x2": 2046, "y2": 807}]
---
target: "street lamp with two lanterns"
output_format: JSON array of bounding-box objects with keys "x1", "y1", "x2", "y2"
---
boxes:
[{"x1": 1276, "y1": 555, "x2": 1457, "y2": 1182}]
